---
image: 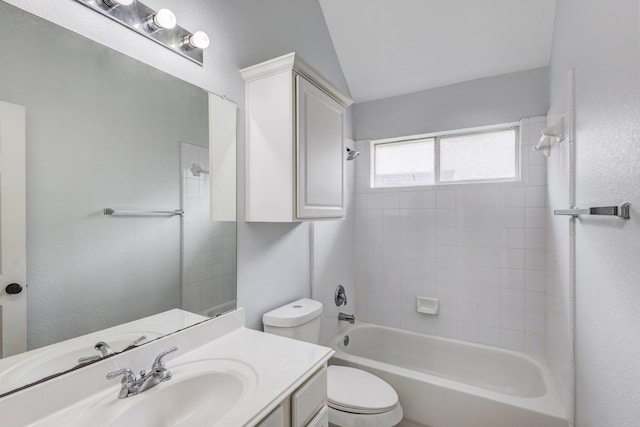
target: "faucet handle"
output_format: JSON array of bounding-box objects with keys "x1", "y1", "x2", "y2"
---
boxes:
[
  {"x1": 129, "y1": 335, "x2": 147, "y2": 347},
  {"x1": 77, "y1": 354, "x2": 101, "y2": 364},
  {"x1": 335, "y1": 284, "x2": 348, "y2": 306},
  {"x1": 106, "y1": 368, "x2": 137, "y2": 386},
  {"x1": 152, "y1": 346, "x2": 178, "y2": 370}
]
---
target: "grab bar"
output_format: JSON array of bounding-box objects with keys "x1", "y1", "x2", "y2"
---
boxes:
[
  {"x1": 554, "y1": 202, "x2": 630, "y2": 219},
  {"x1": 103, "y1": 208, "x2": 184, "y2": 216}
]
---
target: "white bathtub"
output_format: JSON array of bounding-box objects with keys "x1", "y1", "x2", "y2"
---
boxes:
[{"x1": 329, "y1": 323, "x2": 567, "y2": 427}]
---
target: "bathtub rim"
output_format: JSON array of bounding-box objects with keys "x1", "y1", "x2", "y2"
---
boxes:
[
  {"x1": 199, "y1": 299, "x2": 237, "y2": 318},
  {"x1": 328, "y1": 322, "x2": 567, "y2": 422}
]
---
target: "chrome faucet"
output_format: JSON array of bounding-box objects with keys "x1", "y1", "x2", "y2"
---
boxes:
[
  {"x1": 106, "y1": 346, "x2": 178, "y2": 398},
  {"x1": 338, "y1": 312, "x2": 355, "y2": 324},
  {"x1": 96, "y1": 341, "x2": 115, "y2": 357},
  {"x1": 77, "y1": 335, "x2": 147, "y2": 365},
  {"x1": 77, "y1": 341, "x2": 115, "y2": 364}
]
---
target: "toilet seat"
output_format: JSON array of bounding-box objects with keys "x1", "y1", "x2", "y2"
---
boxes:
[
  {"x1": 327, "y1": 366, "x2": 399, "y2": 415},
  {"x1": 328, "y1": 405, "x2": 404, "y2": 427}
]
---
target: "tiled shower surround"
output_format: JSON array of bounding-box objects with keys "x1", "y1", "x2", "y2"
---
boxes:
[
  {"x1": 352, "y1": 117, "x2": 548, "y2": 355},
  {"x1": 311, "y1": 146, "x2": 356, "y2": 345}
]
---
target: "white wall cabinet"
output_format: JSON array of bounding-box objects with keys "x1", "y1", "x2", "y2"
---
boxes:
[{"x1": 241, "y1": 53, "x2": 352, "y2": 222}]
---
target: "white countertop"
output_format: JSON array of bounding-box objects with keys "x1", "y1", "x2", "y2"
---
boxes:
[
  {"x1": 169, "y1": 327, "x2": 332, "y2": 426},
  {"x1": 0, "y1": 309, "x2": 333, "y2": 427}
]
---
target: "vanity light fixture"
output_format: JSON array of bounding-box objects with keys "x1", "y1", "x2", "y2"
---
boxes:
[
  {"x1": 101, "y1": 0, "x2": 134, "y2": 8},
  {"x1": 73, "y1": 0, "x2": 208, "y2": 66}
]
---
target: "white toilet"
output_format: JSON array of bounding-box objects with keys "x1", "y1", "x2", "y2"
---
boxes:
[{"x1": 263, "y1": 298, "x2": 403, "y2": 427}]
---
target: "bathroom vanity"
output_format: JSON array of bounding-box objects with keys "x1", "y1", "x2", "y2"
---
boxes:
[{"x1": 0, "y1": 309, "x2": 333, "y2": 426}]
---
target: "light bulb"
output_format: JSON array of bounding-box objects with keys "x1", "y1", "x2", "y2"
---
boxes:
[
  {"x1": 152, "y1": 9, "x2": 176, "y2": 30},
  {"x1": 185, "y1": 31, "x2": 210, "y2": 49}
]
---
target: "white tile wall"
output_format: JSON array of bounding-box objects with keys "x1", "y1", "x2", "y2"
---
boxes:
[
  {"x1": 181, "y1": 143, "x2": 236, "y2": 315},
  {"x1": 352, "y1": 117, "x2": 548, "y2": 355}
]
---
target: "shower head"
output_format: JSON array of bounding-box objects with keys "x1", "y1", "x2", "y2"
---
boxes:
[{"x1": 346, "y1": 147, "x2": 360, "y2": 161}]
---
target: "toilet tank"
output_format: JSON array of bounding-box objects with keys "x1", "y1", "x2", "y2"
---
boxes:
[{"x1": 262, "y1": 298, "x2": 323, "y2": 344}]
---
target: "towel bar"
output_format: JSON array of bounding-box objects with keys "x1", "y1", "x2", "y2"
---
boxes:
[
  {"x1": 554, "y1": 202, "x2": 630, "y2": 219},
  {"x1": 103, "y1": 208, "x2": 184, "y2": 216}
]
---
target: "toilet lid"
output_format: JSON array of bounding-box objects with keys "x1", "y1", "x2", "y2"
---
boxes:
[{"x1": 327, "y1": 366, "x2": 398, "y2": 415}]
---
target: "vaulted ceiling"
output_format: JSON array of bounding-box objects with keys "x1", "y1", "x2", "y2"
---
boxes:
[{"x1": 319, "y1": 0, "x2": 557, "y2": 102}]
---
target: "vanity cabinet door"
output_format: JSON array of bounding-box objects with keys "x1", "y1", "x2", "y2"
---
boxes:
[
  {"x1": 306, "y1": 406, "x2": 329, "y2": 427},
  {"x1": 257, "y1": 403, "x2": 286, "y2": 427},
  {"x1": 291, "y1": 367, "x2": 327, "y2": 427}
]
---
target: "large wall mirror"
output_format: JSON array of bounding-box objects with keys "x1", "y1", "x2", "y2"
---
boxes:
[{"x1": 0, "y1": 1, "x2": 236, "y2": 395}]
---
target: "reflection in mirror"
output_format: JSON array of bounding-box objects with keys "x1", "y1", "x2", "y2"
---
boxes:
[
  {"x1": 0, "y1": 0, "x2": 236, "y2": 395},
  {"x1": 0, "y1": 309, "x2": 206, "y2": 396},
  {"x1": 180, "y1": 141, "x2": 237, "y2": 316}
]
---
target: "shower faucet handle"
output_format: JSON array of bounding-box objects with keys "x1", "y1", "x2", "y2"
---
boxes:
[{"x1": 335, "y1": 284, "x2": 347, "y2": 306}]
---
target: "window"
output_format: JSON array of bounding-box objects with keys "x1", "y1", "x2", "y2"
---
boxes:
[{"x1": 372, "y1": 125, "x2": 519, "y2": 188}]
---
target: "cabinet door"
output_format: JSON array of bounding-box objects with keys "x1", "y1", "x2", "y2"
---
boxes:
[
  {"x1": 256, "y1": 404, "x2": 286, "y2": 427},
  {"x1": 296, "y1": 76, "x2": 345, "y2": 219},
  {"x1": 306, "y1": 406, "x2": 329, "y2": 427},
  {"x1": 291, "y1": 367, "x2": 327, "y2": 427}
]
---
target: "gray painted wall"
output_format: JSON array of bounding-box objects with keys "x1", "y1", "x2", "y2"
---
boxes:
[
  {"x1": 353, "y1": 67, "x2": 549, "y2": 140},
  {"x1": 549, "y1": 0, "x2": 640, "y2": 425},
  {"x1": 0, "y1": 2, "x2": 208, "y2": 349},
  {"x1": 211, "y1": 0, "x2": 353, "y2": 330}
]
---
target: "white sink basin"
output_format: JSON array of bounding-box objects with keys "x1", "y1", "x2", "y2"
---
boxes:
[{"x1": 66, "y1": 359, "x2": 258, "y2": 427}]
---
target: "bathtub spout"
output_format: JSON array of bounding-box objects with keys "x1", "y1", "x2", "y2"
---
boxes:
[{"x1": 339, "y1": 313, "x2": 355, "y2": 324}]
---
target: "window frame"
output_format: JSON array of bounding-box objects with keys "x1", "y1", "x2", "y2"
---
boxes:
[{"x1": 370, "y1": 122, "x2": 521, "y2": 188}]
